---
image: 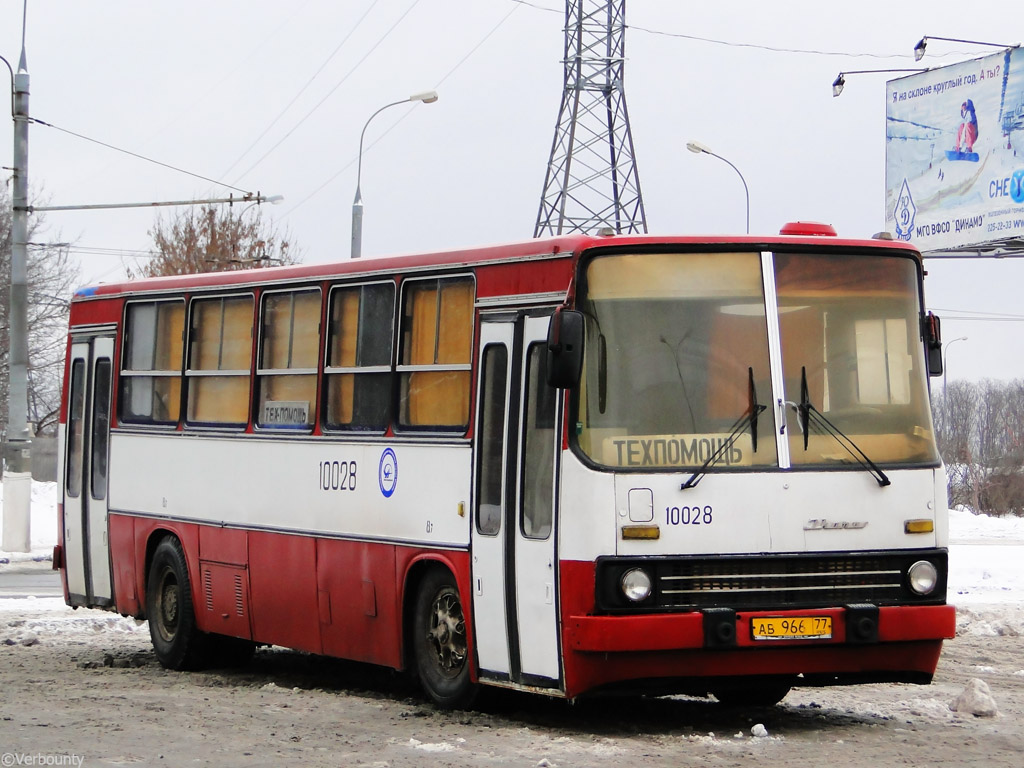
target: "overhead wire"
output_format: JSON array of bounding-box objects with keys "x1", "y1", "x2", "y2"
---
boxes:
[
  {"x1": 509, "y1": 0, "x2": 987, "y2": 60},
  {"x1": 231, "y1": 0, "x2": 425, "y2": 185},
  {"x1": 281, "y1": 1, "x2": 522, "y2": 218},
  {"x1": 220, "y1": 0, "x2": 383, "y2": 181},
  {"x1": 28, "y1": 117, "x2": 254, "y2": 195}
]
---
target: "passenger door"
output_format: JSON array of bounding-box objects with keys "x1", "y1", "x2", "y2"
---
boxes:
[
  {"x1": 471, "y1": 313, "x2": 561, "y2": 687},
  {"x1": 63, "y1": 334, "x2": 115, "y2": 607}
]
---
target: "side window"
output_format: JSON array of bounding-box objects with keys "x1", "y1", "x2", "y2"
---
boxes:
[
  {"x1": 120, "y1": 301, "x2": 185, "y2": 425},
  {"x1": 186, "y1": 295, "x2": 254, "y2": 426},
  {"x1": 521, "y1": 343, "x2": 555, "y2": 540},
  {"x1": 90, "y1": 359, "x2": 112, "y2": 500},
  {"x1": 398, "y1": 277, "x2": 474, "y2": 429},
  {"x1": 324, "y1": 282, "x2": 395, "y2": 431},
  {"x1": 475, "y1": 344, "x2": 508, "y2": 536},
  {"x1": 257, "y1": 289, "x2": 320, "y2": 429},
  {"x1": 66, "y1": 358, "x2": 86, "y2": 498}
]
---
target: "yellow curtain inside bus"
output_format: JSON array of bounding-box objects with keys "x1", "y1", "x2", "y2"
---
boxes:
[{"x1": 403, "y1": 279, "x2": 473, "y2": 427}]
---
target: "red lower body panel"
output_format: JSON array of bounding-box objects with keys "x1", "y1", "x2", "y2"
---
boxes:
[
  {"x1": 559, "y1": 559, "x2": 955, "y2": 699},
  {"x1": 107, "y1": 513, "x2": 470, "y2": 674}
]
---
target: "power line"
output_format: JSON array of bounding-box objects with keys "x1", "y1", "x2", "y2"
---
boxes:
[
  {"x1": 220, "y1": 0, "x2": 383, "y2": 181},
  {"x1": 933, "y1": 314, "x2": 1024, "y2": 322},
  {"x1": 232, "y1": 0, "x2": 424, "y2": 185},
  {"x1": 28, "y1": 117, "x2": 253, "y2": 195},
  {"x1": 283, "y1": 2, "x2": 522, "y2": 218},
  {"x1": 509, "y1": 0, "x2": 986, "y2": 60}
]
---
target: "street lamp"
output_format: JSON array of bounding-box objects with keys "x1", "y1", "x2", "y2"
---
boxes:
[
  {"x1": 942, "y1": 336, "x2": 968, "y2": 400},
  {"x1": 686, "y1": 140, "x2": 749, "y2": 234},
  {"x1": 351, "y1": 90, "x2": 439, "y2": 259},
  {"x1": 914, "y1": 36, "x2": 1017, "y2": 61}
]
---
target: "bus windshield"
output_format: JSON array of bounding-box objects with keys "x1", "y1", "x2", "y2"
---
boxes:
[{"x1": 574, "y1": 249, "x2": 939, "y2": 471}]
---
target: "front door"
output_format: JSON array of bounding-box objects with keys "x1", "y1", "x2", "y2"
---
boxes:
[
  {"x1": 63, "y1": 335, "x2": 115, "y2": 607},
  {"x1": 471, "y1": 313, "x2": 561, "y2": 687}
]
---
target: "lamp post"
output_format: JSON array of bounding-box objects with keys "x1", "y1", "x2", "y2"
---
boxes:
[
  {"x1": 686, "y1": 140, "x2": 749, "y2": 234},
  {"x1": 2, "y1": 40, "x2": 33, "y2": 553},
  {"x1": 351, "y1": 90, "x2": 438, "y2": 260},
  {"x1": 914, "y1": 36, "x2": 1017, "y2": 61},
  {"x1": 942, "y1": 336, "x2": 968, "y2": 400}
]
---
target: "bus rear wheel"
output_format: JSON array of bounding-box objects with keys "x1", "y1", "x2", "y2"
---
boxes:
[
  {"x1": 147, "y1": 536, "x2": 212, "y2": 670},
  {"x1": 413, "y1": 569, "x2": 477, "y2": 708}
]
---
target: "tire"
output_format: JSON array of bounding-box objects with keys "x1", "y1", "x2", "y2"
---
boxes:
[
  {"x1": 711, "y1": 682, "x2": 792, "y2": 708},
  {"x1": 146, "y1": 536, "x2": 213, "y2": 670},
  {"x1": 412, "y1": 568, "x2": 477, "y2": 708}
]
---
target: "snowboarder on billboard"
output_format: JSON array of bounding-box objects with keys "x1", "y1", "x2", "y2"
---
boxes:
[{"x1": 947, "y1": 99, "x2": 980, "y2": 161}]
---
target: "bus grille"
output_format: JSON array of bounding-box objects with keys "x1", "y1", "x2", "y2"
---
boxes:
[
  {"x1": 596, "y1": 551, "x2": 947, "y2": 612},
  {"x1": 658, "y1": 555, "x2": 904, "y2": 609}
]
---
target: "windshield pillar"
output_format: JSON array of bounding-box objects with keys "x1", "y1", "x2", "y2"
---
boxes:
[{"x1": 761, "y1": 250, "x2": 791, "y2": 469}]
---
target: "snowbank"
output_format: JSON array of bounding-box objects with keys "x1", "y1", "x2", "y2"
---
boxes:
[{"x1": 0, "y1": 480, "x2": 59, "y2": 563}]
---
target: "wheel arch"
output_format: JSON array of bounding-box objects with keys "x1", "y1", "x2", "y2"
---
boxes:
[
  {"x1": 400, "y1": 552, "x2": 475, "y2": 677},
  {"x1": 139, "y1": 523, "x2": 200, "y2": 620}
]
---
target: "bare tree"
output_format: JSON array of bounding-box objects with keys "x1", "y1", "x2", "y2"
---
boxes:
[
  {"x1": 1, "y1": 180, "x2": 79, "y2": 437},
  {"x1": 934, "y1": 378, "x2": 1024, "y2": 516},
  {"x1": 131, "y1": 203, "x2": 297, "y2": 278}
]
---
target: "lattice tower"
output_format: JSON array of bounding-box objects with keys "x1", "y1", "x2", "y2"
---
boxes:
[{"x1": 534, "y1": 0, "x2": 646, "y2": 236}]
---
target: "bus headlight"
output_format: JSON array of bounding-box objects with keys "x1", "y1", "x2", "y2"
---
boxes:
[
  {"x1": 908, "y1": 560, "x2": 938, "y2": 595},
  {"x1": 620, "y1": 568, "x2": 652, "y2": 602}
]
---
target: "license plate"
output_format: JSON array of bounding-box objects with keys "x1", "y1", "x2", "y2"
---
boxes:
[{"x1": 751, "y1": 616, "x2": 832, "y2": 641}]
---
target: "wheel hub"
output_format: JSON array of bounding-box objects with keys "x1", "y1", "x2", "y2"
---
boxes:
[{"x1": 427, "y1": 592, "x2": 466, "y2": 673}]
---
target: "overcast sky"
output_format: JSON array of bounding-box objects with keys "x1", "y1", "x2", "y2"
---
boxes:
[{"x1": 2, "y1": 0, "x2": 1022, "y2": 381}]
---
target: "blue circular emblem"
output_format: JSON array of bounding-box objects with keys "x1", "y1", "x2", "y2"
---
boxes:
[{"x1": 379, "y1": 448, "x2": 398, "y2": 498}]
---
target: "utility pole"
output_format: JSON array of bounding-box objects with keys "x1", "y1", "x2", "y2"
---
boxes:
[
  {"x1": 3, "y1": 26, "x2": 32, "y2": 552},
  {"x1": 534, "y1": 0, "x2": 646, "y2": 236}
]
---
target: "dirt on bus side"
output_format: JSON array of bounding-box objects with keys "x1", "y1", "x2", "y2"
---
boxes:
[{"x1": 0, "y1": 597, "x2": 1022, "y2": 767}]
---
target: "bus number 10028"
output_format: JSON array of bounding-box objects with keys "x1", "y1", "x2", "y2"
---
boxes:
[
  {"x1": 319, "y1": 460, "x2": 357, "y2": 492},
  {"x1": 665, "y1": 505, "x2": 713, "y2": 526}
]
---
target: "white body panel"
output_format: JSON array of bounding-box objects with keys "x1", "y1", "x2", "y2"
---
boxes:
[
  {"x1": 557, "y1": 455, "x2": 617, "y2": 562},
  {"x1": 108, "y1": 433, "x2": 471, "y2": 547},
  {"x1": 612, "y1": 467, "x2": 942, "y2": 556}
]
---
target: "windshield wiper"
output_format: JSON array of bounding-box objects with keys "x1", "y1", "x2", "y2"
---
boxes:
[
  {"x1": 682, "y1": 368, "x2": 766, "y2": 490},
  {"x1": 794, "y1": 366, "x2": 891, "y2": 488}
]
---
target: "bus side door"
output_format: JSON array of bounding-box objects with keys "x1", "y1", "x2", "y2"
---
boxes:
[
  {"x1": 63, "y1": 335, "x2": 115, "y2": 607},
  {"x1": 472, "y1": 313, "x2": 561, "y2": 688}
]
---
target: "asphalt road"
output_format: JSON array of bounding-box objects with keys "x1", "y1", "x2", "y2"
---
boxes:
[{"x1": 0, "y1": 560, "x2": 62, "y2": 599}]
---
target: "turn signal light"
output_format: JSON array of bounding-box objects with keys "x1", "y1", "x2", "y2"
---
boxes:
[
  {"x1": 621, "y1": 525, "x2": 660, "y2": 540},
  {"x1": 904, "y1": 519, "x2": 934, "y2": 534}
]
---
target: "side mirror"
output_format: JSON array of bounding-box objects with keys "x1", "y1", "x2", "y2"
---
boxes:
[
  {"x1": 546, "y1": 309, "x2": 584, "y2": 389},
  {"x1": 925, "y1": 312, "x2": 943, "y2": 377}
]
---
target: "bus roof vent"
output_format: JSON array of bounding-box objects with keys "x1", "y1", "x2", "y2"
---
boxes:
[{"x1": 780, "y1": 221, "x2": 838, "y2": 237}]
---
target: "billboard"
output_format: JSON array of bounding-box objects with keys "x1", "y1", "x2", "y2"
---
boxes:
[{"x1": 885, "y1": 47, "x2": 1024, "y2": 253}]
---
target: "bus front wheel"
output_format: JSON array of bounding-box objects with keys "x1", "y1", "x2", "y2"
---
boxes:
[
  {"x1": 412, "y1": 569, "x2": 477, "y2": 708},
  {"x1": 146, "y1": 536, "x2": 212, "y2": 670}
]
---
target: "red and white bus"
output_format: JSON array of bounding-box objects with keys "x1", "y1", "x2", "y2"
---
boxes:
[{"x1": 56, "y1": 223, "x2": 955, "y2": 707}]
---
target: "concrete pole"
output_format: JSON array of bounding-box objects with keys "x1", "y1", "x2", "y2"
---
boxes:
[{"x1": 3, "y1": 47, "x2": 32, "y2": 553}]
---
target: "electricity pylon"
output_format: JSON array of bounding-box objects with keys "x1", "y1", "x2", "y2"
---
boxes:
[{"x1": 534, "y1": 0, "x2": 646, "y2": 236}]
